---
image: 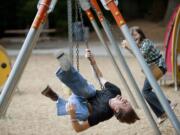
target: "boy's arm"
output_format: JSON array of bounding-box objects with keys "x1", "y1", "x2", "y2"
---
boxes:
[
  {"x1": 85, "y1": 49, "x2": 107, "y2": 85},
  {"x1": 67, "y1": 103, "x2": 90, "y2": 132}
]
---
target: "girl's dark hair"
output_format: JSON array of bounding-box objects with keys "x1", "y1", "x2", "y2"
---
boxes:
[
  {"x1": 130, "y1": 26, "x2": 146, "y2": 42},
  {"x1": 114, "y1": 107, "x2": 140, "y2": 124}
]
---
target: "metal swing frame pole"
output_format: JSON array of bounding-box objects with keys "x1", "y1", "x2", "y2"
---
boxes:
[
  {"x1": 0, "y1": 0, "x2": 57, "y2": 117},
  {"x1": 78, "y1": 0, "x2": 139, "y2": 108},
  {"x1": 87, "y1": 0, "x2": 161, "y2": 134},
  {"x1": 104, "y1": 0, "x2": 180, "y2": 133}
]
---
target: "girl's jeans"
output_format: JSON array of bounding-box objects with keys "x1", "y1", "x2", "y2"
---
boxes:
[{"x1": 142, "y1": 67, "x2": 169, "y2": 117}]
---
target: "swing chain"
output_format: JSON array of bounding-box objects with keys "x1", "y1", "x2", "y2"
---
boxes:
[
  {"x1": 78, "y1": 1, "x2": 84, "y2": 29},
  {"x1": 77, "y1": 0, "x2": 103, "y2": 89},
  {"x1": 76, "y1": 42, "x2": 80, "y2": 71},
  {"x1": 74, "y1": 0, "x2": 103, "y2": 89},
  {"x1": 75, "y1": 0, "x2": 79, "y2": 22},
  {"x1": 75, "y1": 0, "x2": 80, "y2": 71},
  {"x1": 94, "y1": 65, "x2": 104, "y2": 90}
]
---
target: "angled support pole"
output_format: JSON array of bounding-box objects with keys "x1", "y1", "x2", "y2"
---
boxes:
[
  {"x1": 78, "y1": 0, "x2": 139, "y2": 108},
  {"x1": 0, "y1": 0, "x2": 57, "y2": 117},
  {"x1": 102, "y1": 0, "x2": 180, "y2": 134},
  {"x1": 88, "y1": 0, "x2": 161, "y2": 134}
]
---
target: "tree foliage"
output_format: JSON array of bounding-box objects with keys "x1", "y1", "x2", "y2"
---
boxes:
[{"x1": 0, "y1": 0, "x2": 178, "y2": 36}]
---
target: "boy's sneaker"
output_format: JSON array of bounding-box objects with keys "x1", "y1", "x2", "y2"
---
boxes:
[
  {"x1": 55, "y1": 51, "x2": 71, "y2": 71},
  {"x1": 157, "y1": 113, "x2": 167, "y2": 124},
  {"x1": 41, "y1": 85, "x2": 58, "y2": 101}
]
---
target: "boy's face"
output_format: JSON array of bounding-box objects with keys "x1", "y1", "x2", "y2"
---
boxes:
[{"x1": 109, "y1": 95, "x2": 132, "y2": 113}]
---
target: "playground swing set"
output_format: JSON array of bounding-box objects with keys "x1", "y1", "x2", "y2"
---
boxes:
[
  {"x1": 162, "y1": 4, "x2": 180, "y2": 91},
  {"x1": 0, "y1": 46, "x2": 11, "y2": 89},
  {"x1": 0, "y1": 0, "x2": 180, "y2": 134}
]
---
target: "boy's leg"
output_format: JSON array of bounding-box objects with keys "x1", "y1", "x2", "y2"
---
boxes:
[
  {"x1": 56, "y1": 97, "x2": 68, "y2": 115},
  {"x1": 41, "y1": 86, "x2": 68, "y2": 116},
  {"x1": 55, "y1": 52, "x2": 96, "y2": 98},
  {"x1": 55, "y1": 51, "x2": 71, "y2": 71},
  {"x1": 41, "y1": 85, "x2": 58, "y2": 101},
  {"x1": 68, "y1": 94, "x2": 89, "y2": 121},
  {"x1": 57, "y1": 94, "x2": 90, "y2": 121}
]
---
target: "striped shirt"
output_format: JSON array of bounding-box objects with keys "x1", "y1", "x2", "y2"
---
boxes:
[{"x1": 140, "y1": 39, "x2": 166, "y2": 69}]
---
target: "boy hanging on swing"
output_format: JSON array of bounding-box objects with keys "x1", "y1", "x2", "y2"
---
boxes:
[{"x1": 41, "y1": 49, "x2": 139, "y2": 132}]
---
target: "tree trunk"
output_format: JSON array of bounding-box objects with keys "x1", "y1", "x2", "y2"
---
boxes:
[{"x1": 148, "y1": 0, "x2": 167, "y2": 22}]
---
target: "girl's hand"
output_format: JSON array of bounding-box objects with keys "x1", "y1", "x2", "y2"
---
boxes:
[{"x1": 121, "y1": 40, "x2": 129, "y2": 49}]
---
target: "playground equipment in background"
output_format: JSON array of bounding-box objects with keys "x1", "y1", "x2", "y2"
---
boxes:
[
  {"x1": 0, "y1": 46, "x2": 11, "y2": 88},
  {"x1": 163, "y1": 4, "x2": 180, "y2": 91},
  {"x1": 0, "y1": 0, "x2": 179, "y2": 134},
  {"x1": 0, "y1": 46, "x2": 21, "y2": 93},
  {"x1": 172, "y1": 6, "x2": 180, "y2": 91}
]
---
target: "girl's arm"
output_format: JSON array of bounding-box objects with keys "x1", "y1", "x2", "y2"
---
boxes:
[{"x1": 121, "y1": 40, "x2": 134, "y2": 56}]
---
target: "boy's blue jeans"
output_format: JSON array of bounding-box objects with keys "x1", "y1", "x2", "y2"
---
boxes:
[{"x1": 55, "y1": 66, "x2": 96, "y2": 121}]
